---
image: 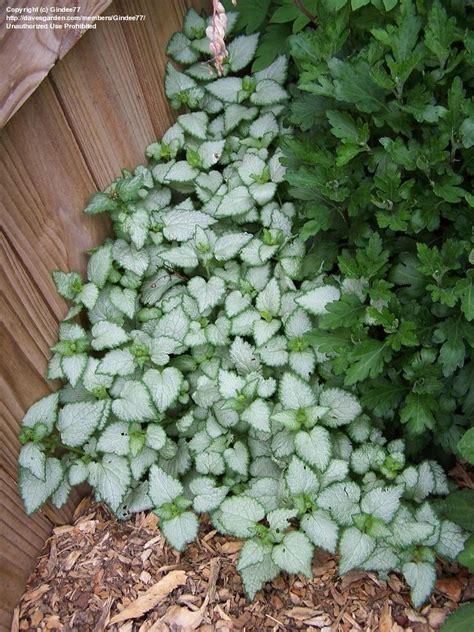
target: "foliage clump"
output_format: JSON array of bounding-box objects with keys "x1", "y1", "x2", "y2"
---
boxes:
[
  {"x1": 263, "y1": 0, "x2": 474, "y2": 458},
  {"x1": 18, "y1": 7, "x2": 467, "y2": 606}
]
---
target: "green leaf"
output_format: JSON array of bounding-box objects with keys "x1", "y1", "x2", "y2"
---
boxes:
[
  {"x1": 344, "y1": 340, "x2": 389, "y2": 385},
  {"x1": 457, "y1": 428, "x2": 474, "y2": 464},
  {"x1": 438, "y1": 490, "x2": 474, "y2": 531},
  {"x1": 400, "y1": 393, "x2": 436, "y2": 434},
  {"x1": 458, "y1": 535, "x2": 474, "y2": 572},
  {"x1": 441, "y1": 603, "x2": 474, "y2": 632}
]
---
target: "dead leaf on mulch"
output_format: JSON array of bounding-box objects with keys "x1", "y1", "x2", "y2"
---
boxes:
[
  {"x1": 14, "y1": 485, "x2": 472, "y2": 631},
  {"x1": 109, "y1": 571, "x2": 187, "y2": 624}
]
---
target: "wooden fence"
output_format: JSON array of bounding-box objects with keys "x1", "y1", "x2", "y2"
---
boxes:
[{"x1": 0, "y1": 0, "x2": 208, "y2": 626}]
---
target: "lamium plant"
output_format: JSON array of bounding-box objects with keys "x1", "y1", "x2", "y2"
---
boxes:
[{"x1": 18, "y1": 8, "x2": 467, "y2": 607}]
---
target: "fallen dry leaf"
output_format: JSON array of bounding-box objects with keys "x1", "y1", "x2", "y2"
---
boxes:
[
  {"x1": 436, "y1": 577, "x2": 464, "y2": 602},
  {"x1": 109, "y1": 570, "x2": 187, "y2": 624},
  {"x1": 160, "y1": 604, "x2": 204, "y2": 629}
]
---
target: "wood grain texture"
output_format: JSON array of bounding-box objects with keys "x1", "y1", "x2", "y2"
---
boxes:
[
  {"x1": 0, "y1": 0, "x2": 113, "y2": 128},
  {"x1": 0, "y1": 0, "x2": 211, "y2": 627},
  {"x1": 50, "y1": 0, "x2": 210, "y2": 189}
]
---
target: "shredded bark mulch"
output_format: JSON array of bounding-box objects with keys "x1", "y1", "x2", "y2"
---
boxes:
[{"x1": 13, "y1": 464, "x2": 473, "y2": 632}]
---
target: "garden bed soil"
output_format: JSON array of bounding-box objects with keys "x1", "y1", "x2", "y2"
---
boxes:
[{"x1": 12, "y1": 475, "x2": 473, "y2": 632}]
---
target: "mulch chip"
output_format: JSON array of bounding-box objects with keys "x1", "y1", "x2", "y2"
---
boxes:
[
  {"x1": 13, "y1": 464, "x2": 473, "y2": 631},
  {"x1": 11, "y1": 498, "x2": 470, "y2": 632}
]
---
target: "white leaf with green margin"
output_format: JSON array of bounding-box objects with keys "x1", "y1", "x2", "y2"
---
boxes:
[
  {"x1": 435, "y1": 520, "x2": 468, "y2": 560},
  {"x1": 110, "y1": 287, "x2": 137, "y2": 319},
  {"x1": 285, "y1": 456, "x2": 319, "y2": 496},
  {"x1": 61, "y1": 353, "x2": 87, "y2": 387},
  {"x1": 225, "y1": 291, "x2": 251, "y2": 318},
  {"x1": 149, "y1": 464, "x2": 183, "y2": 507},
  {"x1": 206, "y1": 77, "x2": 242, "y2": 103},
  {"x1": 146, "y1": 424, "x2": 166, "y2": 451},
  {"x1": 22, "y1": 392, "x2": 58, "y2": 433},
  {"x1": 165, "y1": 62, "x2": 196, "y2": 98},
  {"x1": 255, "y1": 55, "x2": 288, "y2": 84},
  {"x1": 219, "y1": 496, "x2": 265, "y2": 538},
  {"x1": 289, "y1": 349, "x2": 315, "y2": 380},
  {"x1": 161, "y1": 243, "x2": 199, "y2": 268},
  {"x1": 241, "y1": 398, "x2": 271, "y2": 433},
  {"x1": 251, "y1": 79, "x2": 288, "y2": 106},
  {"x1": 238, "y1": 541, "x2": 280, "y2": 600},
  {"x1": 216, "y1": 186, "x2": 254, "y2": 218},
  {"x1": 198, "y1": 140, "x2": 225, "y2": 169},
  {"x1": 224, "y1": 440, "x2": 249, "y2": 476},
  {"x1": 296, "y1": 285, "x2": 341, "y2": 315},
  {"x1": 164, "y1": 160, "x2": 199, "y2": 183},
  {"x1": 163, "y1": 209, "x2": 215, "y2": 242},
  {"x1": 318, "y1": 482, "x2": 361, "y2": 526},
  {"x1": 272, "y1": 531, "x2": 313, "y2": 577},
  {"x1": 19, "y1": 443, "x2": 46, "y2": 480},
  {"x1": 319, "y1": 388, "x2": 362, "y2": 426},
  {"x1": 402, "y1": 561, "x2": 436, "y2": 608},
  {"x1": 112, "y1": 381, "x2": 155, "y2": 422},
  {"x1": 166, "y1": 32, "x2": 199, "y2": 65},
  {"x1": 295, "y1": 427, "x2": 332, "y2": 471},
  {"x1": 190, "y1": 476, "x2": 229, "y2": 513},
  {"x1": 361, "y1": 485, "x2": 404, "y2": 523},
  {"x1": 58, "y1": 400, "x2": 108, "y2": 447},
  {"x1": 76, "y1": 282, "x2": 99, "y2": 309},
  {"x1": 162, "y1": 511, "x2": 199, "y2": 551},
  {"x1": 218, "y1": 369, "x2": 245, "y2": 398},
  {"x1": 188, "y1": 276, "x2": 225, "y2": 313},
  {"x1": 98, "y1": 349, "x2": 136, "y2": 376},
  {"x1": 256, "y1": 278, "x2": 281, "y2": 316},
  {"x1": 113, "y1": 239, "x2": 149, "y2": 276},
  {"x1": 339, "y1": 527, "x2": 376, "y2": 574},
  {"x1": 68, "y1": 460, "x2": 89, "y2": 485},
  {"x1": 143, "y1": 368, "x2": 183, "y2": 413},
  {"x1": 177, "y1": 111, "x2": 208, "y2": 139},
  {"x1": 257, "y1": 336, "x2": 288, "y2": 367},
  {"x1": 92, "y1": 454, "x2": 131, "y2": 512},
  {"x1": 123, "y1": 209, "x2": 149, "y2": 249},
  {"x1": 214, "y1": 232, "x2": 253, "y2": 261},
  {"x1": 19, "y1": 457, "x2": 63, "y2": 514},
  {"x1": 91, "y1": 321, "x2": 129, "y2": 350},
  {"x1": 301, "y1": 509, "x2": 339, "y2": 553},
  {"x1": 228, "y1": 33, "x2": 259, "y2": 71},
  {"x1": 97, "y1": 421, "x2": 130, "y2": 455},
  {"x1": 224, "y1": 104, "x2": 258, "y2": 133},
  {"x1": 230, "y1": 336, "x2": 260, "y2": 373},
  {"x1": 253, "y1": 319, "x2": 280, "y2": 347},
  {"x1": 279, "y1": 372, "x2": 316, "y2": 409}
]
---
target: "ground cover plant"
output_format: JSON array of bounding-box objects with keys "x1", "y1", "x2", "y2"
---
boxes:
[{"x1": 17, "y1": 5, "x2": 468, "y2": 609}]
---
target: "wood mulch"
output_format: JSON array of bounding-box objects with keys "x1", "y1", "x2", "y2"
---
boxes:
[{"x1": 13, "y1": 464, "x2": 473, "y2": 632}]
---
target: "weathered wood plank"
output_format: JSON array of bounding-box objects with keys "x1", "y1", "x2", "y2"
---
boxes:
[
  {"x1": 0, "y1": 0, "x2": 113, "y2": 128},
  {"x1": 50, "y1": 0, "x2": 211, "y2": 190}
]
